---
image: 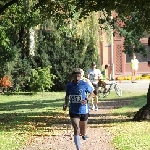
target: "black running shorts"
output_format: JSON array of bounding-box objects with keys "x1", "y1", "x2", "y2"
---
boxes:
[{"x1": 69, "y1": 113, "x2": 89, "y2": 121}]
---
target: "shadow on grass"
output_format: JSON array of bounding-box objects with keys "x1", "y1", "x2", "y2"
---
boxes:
[
  {"x1": 0, "y1": 98, "x2": 64, "y2": 111},
  {"x1": 0, "y1": 97, "x2": 71, "y2": 132},
  {"x1": 0, "y1": 94, "x2": 147, "y2": 132}
]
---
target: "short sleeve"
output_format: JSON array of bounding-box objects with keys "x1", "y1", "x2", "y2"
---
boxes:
[{"x1": 85, "y1": 82, "x2": 93, "y2": 93}]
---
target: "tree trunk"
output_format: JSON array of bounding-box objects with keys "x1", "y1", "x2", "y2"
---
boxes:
[{"x1": 133, "y1": 84, "x2": 150, "y2": 121}]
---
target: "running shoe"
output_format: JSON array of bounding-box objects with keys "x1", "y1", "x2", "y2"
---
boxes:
[
  {"x1": 92, "y1": 105, "x2": 95, "y2": 110},
  {"x1": 95, "y1": 106, "x2": 98, "y2": 111},
  {"x1": 82, "y1": 135, "x2": 88, "y2": 140}
]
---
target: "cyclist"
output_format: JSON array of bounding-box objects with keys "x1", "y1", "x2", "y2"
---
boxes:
[
  {"x1": 87, "y1": 62, "x2": 102, "y2": 111},
  {"x1": 63, "y1": 68, "x2": 94, "y2": 150}
]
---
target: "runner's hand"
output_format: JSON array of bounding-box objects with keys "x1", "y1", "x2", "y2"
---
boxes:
[
  {"x1": 81, "y1": 100, "x2": 87, "y2": 105},
  {"x1": 63, "y1": 104, "x2": 67, "y2": 111}
]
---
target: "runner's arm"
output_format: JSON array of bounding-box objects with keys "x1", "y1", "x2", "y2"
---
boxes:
[
  {"x1": 87, "y1": 91, "x2": 94, "y2": 100},
  {"x1": 63, "y1": 84, "x2": 69, "y2": 111},
  {"x1": 81, "y1": 91, "x2": 94, "y2": 105},
  {"x1": 65, "y1": 95, "x2": 69, "y2": 106},
  {"x1": 63, "y1": 95, "x2": 69, "y2": 111}
]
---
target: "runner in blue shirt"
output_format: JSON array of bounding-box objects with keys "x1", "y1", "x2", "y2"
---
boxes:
[{"x1": 63, "y1": 68, "x2": 94, "y2": 150}]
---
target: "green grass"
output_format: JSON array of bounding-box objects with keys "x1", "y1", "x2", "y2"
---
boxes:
[
  {"x1": 112, "y1": 122, "x2": 150, "y2": 150},
  {"x1": 0, "y1": 92, "x2": 66, "y2": 150},
  {"x1": 0, "y1": 91, "x2": 149, "y2": 150},
  {"x1": 106, "y1": 91, "x2": 150, "y2": 150}
]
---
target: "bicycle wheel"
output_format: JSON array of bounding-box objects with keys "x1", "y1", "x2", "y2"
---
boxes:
[
  {"x1": 114, "y1": 84, "x2": 122, "y2": 97},
  {"x1": 98, "y1": 86, "x2": 109, "y2": 98},
  {"x1": 98, "y1": 86, "x2": 106, "y2": 98}
]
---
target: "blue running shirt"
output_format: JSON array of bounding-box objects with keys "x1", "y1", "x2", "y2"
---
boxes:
[{"x1": 66, "y1": 80, "x2": 93, "y2": 114}]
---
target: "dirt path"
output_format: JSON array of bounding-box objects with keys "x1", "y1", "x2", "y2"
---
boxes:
[{"x1": 19, "y1": 99, "x2": 133, "y2": 150}]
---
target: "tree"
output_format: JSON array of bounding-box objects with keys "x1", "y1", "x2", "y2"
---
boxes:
[
  {"x1": 0, "y1": 0, "x2": 44, "y2": 88},
  {"x1": 0, "y1": 0, "x2": 101, "y2": 91},
  {"x1": 34, "y1": 11, "x2": 101, "y2": 91},
  {"x1": 133, "y1": 84, "x2": 150, "y2": 121},
  {"x1": 1, "y1": 0, "x2": 150, "y2": 56},
  {"x1": 99, "y1": 11, "x2": 149, "y2": 56}
]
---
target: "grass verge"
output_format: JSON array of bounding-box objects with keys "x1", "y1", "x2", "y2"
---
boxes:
[
  {"x1": 107, "y1": 91, "x2": 150, "y2": 150},
  {"x1": 0, "y1": 92, "x2": 66, "y2": 150}
]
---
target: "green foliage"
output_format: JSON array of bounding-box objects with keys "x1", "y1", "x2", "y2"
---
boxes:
[
  {"x1": 99, "y1": 11, "x2": 149, "y2": 57},
  {"x1": 28, "y1": 66, "x2": 56, "y2": 92},
  {"x1": 114, "y1": 12, "x2": 148, "y2": 57},
  {"x1": 0, "y1": 1, "x2": 101, "y2": 91},
  {"x1": 141, "y1": 74, "x2": 149, "y2": 77},
  {"x1": 0, "y1": 1, "x2": 44, "y2": 90},
  {"x1": 11, "y1": 56, "x2": 33, "y2": 91},
  {"x1": 1, "y1": 0, "x2": 150, "y2": 92},
  {"x1": 34, "y1": 16, "x2": 100, "y2": 91},
  {"x1": 32, "y1": 10, "x2": 101, "y2": 91}
]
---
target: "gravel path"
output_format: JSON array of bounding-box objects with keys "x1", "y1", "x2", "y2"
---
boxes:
[{"x1": 119, "y1": 79, "x2": 150, "y2": 92}]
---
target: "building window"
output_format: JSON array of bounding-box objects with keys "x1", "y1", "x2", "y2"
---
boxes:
[{"x1": 126, "y1": 45, "x2": 150, "y2": 62}]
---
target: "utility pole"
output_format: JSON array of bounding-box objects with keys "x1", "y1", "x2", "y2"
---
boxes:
[{"x1": 110, "y1": 13, "x2": 114, "y2": 80}]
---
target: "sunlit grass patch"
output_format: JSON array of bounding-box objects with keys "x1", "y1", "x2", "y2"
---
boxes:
[
  {"x1": 0, "y1": 131, "x2": 28, "y2": 150},
  {"x1": 110, "y1": 122, "x2": 150, "y2": 150},
  {"x1": 106, "y1": 93, "x2": 150, "y2": 150},
  {"x1": 0, "y1": 92, "x2": 66, "y2": 150}
]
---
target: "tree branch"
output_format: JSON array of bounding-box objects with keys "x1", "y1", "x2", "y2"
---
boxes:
[{"x1": 0, "y1": 0, "x2": 18, "y2": 14}]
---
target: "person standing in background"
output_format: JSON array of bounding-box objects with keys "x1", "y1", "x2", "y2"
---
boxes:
[
  {"x1": 131, "y1": 54, "x2": 139, "y2": 83},
  {"x1": 87, "y1": 62, "x2": 102, "y2": 111}
]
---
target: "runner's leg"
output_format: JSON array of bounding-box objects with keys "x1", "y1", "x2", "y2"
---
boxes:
[
  {"x1": 132, "y1": 69, "x2": 136, "y2": 82},
  {"x1": 94, "y1": 83, "x2": 99, "y2": 111},
  {"x1": 79, "y1": 121, "x2": 83, "y2": 136},
  {"x1": 79, "y1": 120, "x2": 88, "y2": 136},
  {"x1": 79, "y1": 114, "x2": 88, "y2": 140},
  {"x1": 71, "y1": 117, "x2": 81, "y2": 150}
]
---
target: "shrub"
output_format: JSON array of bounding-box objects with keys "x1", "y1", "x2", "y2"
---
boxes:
[
  {"x1": 27, "y1": 66, "x2": 56, "y2": 92},
  {"x1": 135, "y1": 76, "x2": 141, "y2": 80},
  {"x1": 116, "y1": 75, "x2": 150, "y2": 80},
  {"x1": 116, "y1": 76, "x2": 125, "y2": 80},
  {"x1": 0, "y1": 75, "x2": 12, "y2": 88},
  {"x1": 141, "y1": 74, "x2": 149, "y2": 77}
]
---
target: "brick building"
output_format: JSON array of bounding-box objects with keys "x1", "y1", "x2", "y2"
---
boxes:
[{"x1": 100, "y1": 13, "x2": 150, "y2": 79}]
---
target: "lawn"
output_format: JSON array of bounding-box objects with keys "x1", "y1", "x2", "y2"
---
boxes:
[
  {"x1": 106, "y1": 91, "x2": 150, "y2": 150},
  {"x1": 0, "y1": 92, "x2": 66, "y2": 150},
  {"x1": 0, "y1": 91, "x2": 150, "y2": 150}
]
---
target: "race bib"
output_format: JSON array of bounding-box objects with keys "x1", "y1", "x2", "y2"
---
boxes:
[{"x1": 69, "y1": 95, "x2": 82, "y2": 103}]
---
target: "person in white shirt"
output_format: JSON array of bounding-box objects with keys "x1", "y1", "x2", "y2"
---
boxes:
[
  {"x1": 131, "y1": 55, "x2": 139, "y2": 83},
  {"x1": 87, "y1": 62, "x2": 102, "y2": 111}
]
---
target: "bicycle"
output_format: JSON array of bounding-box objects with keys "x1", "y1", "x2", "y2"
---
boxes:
[{"x1": 98, "y1": 79, "x2": 122, "y2": 98}]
